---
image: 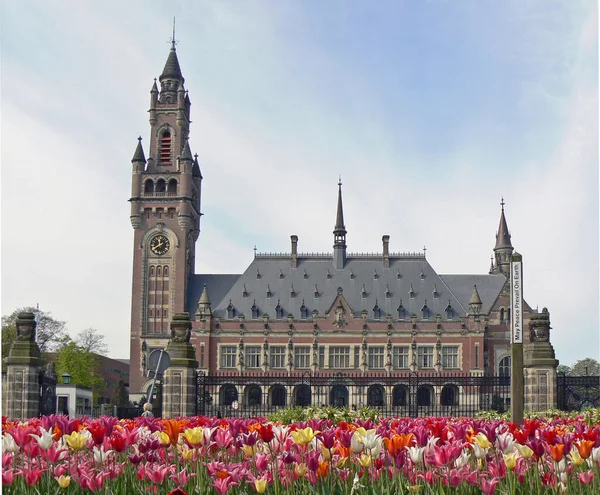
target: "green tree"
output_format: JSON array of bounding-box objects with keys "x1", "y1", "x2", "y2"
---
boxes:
[
  {"x1": 557, "y1": 364, "x2": 571, "y2": 375},
  {"x1": 2, "y1": 307, "x2": 68, "y2": 360},
  {"x1": 55, "y1": 340, "x2": 104, "y2": 400},
  {"x1": 569, "y1": 358, "x2": 600, "y2": 376}
]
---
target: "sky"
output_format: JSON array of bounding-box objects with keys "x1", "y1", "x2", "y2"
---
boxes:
[{"x1": 1, "y1": 0, "x2": 598, "y2": 367}]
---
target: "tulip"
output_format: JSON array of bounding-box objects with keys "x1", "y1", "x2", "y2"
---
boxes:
[
  {"x1": 212, "y1": 476, "x2": 238, "y2": 495},
  {"x1": 473, "y1": 433, "x2": 492, "y2": 449},
  {"x1": 157, "y1": 431, "x2": 171, "y2": 446},
  {"x1": 579, "y1": 470, "x2": 595, "y2": 486},
  {"x1": 472, "y1": 442, "x2": 490, "y2": 460},
  {"x1": 295, "y1": 462, "x2": 308, "y2": 477},
  {"x1": 568, "y1": 447, "x2": 585, "y2": 466},
  {"x1": 29, "y1": 427, "x2": 54, "y2": 450},
  {"x1": 254, "y1": 478, "x2": 268, "y2": 494},
  {"x1": 2, "y1": 434, "x2": 19, "y2": 453},
  {"x1": 515, "y1": 443, "x2": 534, "y2": 459},
  {"x1": 170, "y1": 467, "x2": 196, "y2": 487},
  {"x1": 454, "y1": 450, "x2": 470, "y2": 469},
  {"x1": 55, "y1": 475, "x2": 71, "y2": 488},
  {"x1": 481, "y1": 477, "x2": 500, "y2": 495},
  {"x1": 93, "y1": 445, "x2": 112, "y2": 464},
  {"x1": 575, "y1": 439, "x2": 595, "y2": 460},
  {"x1": 241, "y1": 444, "x2": 255, "y2": 457},
  {"x1": 23, "y1": 465, "x2": 44, "y2": 486},
  {"x1": 317, "y1": 461, "x2": 328, "y2": 478},
  {"x1": 64, "y1": 431, "x2": 87, "y2": 450},
  {"x1": 183, "y1": 427, "x2": 203, "y2": 446},
  {"x1": 548, "y1": 443, "x2": 565, "y2": 463},
  {"x1": 358, "y1": 454, "x2": 372, "y2": 467},
  {"x1": 503, "y1": 452, "x2": 517, "y2": 470},
  {"x1": 406, "y1": 445, "x2": 425, "y2": 464},
  {"x1": 291, "y1": 427, "x2": 318, "y2": 446},
  {"x1": 163, "y1": 420, "x2": 182, "y2": 446},
  {"x1": 496, "y1": 431, "x2": 515, "y2": 455},
  {"x1": 2, "y1": 468, "x2": 19, "y2": 486}
]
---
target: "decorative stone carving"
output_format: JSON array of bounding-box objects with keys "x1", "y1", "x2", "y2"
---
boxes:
[
  {"x1": 530, "y1": 307, "x2": 551, "y2": 343},
  {"x1": 16, "y1": 312, "x2": 37, "y2": 341},
  {"x1": 170, "y1": 313, "x2": 192, "y2": 343}
]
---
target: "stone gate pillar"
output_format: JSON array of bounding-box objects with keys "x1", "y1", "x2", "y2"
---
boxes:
[
  {"x1": 4, "y1": 312, "x2": 43, "y2": 420},
  {"x1": 162, "y1": 313, "x2": 198, "y2": 418},
  {"x1": 523, "y1": 308, "x2": 558, "y2": 411}
]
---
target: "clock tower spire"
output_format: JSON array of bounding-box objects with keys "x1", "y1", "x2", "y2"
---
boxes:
[{"x1": 129, "y1": 40, "x2": 202, "y2": 395}]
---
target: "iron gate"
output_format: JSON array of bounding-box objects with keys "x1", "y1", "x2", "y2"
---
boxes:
[
  {"x1": 39, "y1": 369, "x2": 57, "y2": 416},
  {"x1": 557, "y1": 373, "x2": 600, "y2": 411}
]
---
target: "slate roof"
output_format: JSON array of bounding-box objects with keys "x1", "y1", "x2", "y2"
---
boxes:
[
  {"x1": 440, "y1": 274, "x2": 507, "y2": 315},
  {"x1": 185, "y1": 254, "x2": 508, "y2": 322},
  {"x1": 160, "y1": 47, "x2": 184, "y2": 82}
]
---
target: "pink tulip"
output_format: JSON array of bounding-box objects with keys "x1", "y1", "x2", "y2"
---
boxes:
[
  {"x1": 579, "y1": 470, "x2": 594, "y2": 485},
  {"x1": 214, "y1": 428, "x2": 233, "y2": 449},
  {"x1": 2, "y1": 453, "x2": 12, "y2": 468},
  {"x1": 23, "y1": 465, "x2": 44, "y2": 486},
  {"x1": 212, "y1": 476, "x2": 237, "y2": 494},
  {"x1": 481, "y1": 477, "x2": 500, "y2": 495},
  {"x1": 146, "y1": 463, "x2": 172, "y2": 484},
  {"x1": 1, "y1": 468, "x2": 20, "y2": 486},
  {"x1": 170, "y1": 467, "x2": 196, "y2": 487}
]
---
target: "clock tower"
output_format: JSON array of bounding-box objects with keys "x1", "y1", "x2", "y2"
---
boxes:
[{"x1": 129, "y1": 41, "x2": 202, "y2": 394}]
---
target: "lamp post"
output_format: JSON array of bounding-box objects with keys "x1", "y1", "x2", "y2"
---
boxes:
[{"x1": 61, "y1": 373, "x2": 72, "y2": 385}]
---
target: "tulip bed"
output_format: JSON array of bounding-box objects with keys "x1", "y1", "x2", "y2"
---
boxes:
[{"x1": 2, "y1": 412, "x2": 600, "y2": 494}]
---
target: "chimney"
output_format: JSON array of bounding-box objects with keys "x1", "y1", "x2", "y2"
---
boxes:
[
  {"x1": 290, "y1": 235, "x2": 298, "y2": 268},
  {"x1": 382, "y1": 235, "x2": 390, "y2": 268}
]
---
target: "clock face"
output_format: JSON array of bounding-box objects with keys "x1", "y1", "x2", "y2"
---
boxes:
[{"x1": 150, "y1": 234, "x2": 170, "y2": 255}]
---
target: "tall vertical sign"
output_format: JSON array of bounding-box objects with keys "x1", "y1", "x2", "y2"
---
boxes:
[{"x1": 510, "y1": 252, "x2": 524, "y2": 424}]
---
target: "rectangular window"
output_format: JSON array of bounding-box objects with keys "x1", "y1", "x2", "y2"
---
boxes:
[
  {"x1": 200, "y1": 344, "x2": 205, "y2": 368},
  {"x1": 417, "y1": 346, "x2": 434, "y2": 369},
  {"x1": 475, "y1": 344, "x2": 479, "y2": 368},
  {"x1": 319, "y1": 346, "x2": 325, "y2": 369},
  {"x1": 393, "y1": 346, "x2": 409, "y2": 369},
  {"x1": 354, "y1": 346, "x2": 360, "y2": 369},
  {"x1": 245, "y1": 346, "x2": 261, "y2": 369},
  {"x1": 270, "y1": 346, "x2": 286, "y2": 369},
  {"x1": 442, "y1": 346, "x2": 459, "y2": 369},
  {"x1": 368, "y1": 346, "x2": 385, "y2": 369},
  {"x1": 329, "y1": 346, "x2": 350, "y2": 369},
  {"x1": 294, "y1": 346, "x2": 311, "y2": 369},
  {"x1": 220, "y1": 346, "x2": 237, "y2": 369}
]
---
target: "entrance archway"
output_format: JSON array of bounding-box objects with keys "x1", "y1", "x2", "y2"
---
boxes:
[
  {"x1": 330, "y1": 385, "x2": 348, "y2": 407},
  {"x1": 295, "y1": 385, "x2": 311, "y2": 407}
]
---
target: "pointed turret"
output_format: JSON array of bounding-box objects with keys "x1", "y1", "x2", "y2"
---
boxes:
[
  {"x1": 196, "y1": 284, "x2": 212, "y2": 317},
  {"x1": 160, "y1": 45, "x2": 184, "y2": 83},
  {"x1": 493, "y1": 198, "x2": 514, "y2": 275},
  {"x1": 158, "y1": 43, "x2": 184, "y2": 104},
  {"x1": 469, "y1": 285, "x2": 482, "y2": 316},
  {"x1": 333, "y1": 178, "x2": 347, "y2": 270},
  {"x1": 131, "y1": 136, "x2": 146, "y2": 164},
  {"x1": 192, "y1": 153, "x2": 202, "y2": 179},
  {"x1": 181, "y1": 138, "x2": 193, "y2": 162}
]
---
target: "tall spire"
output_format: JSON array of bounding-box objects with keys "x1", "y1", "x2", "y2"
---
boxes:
[
  {"x1": 334, "y1": 176, "x2": 346, "y2": 236},
  {"x1": 131, "y1": 136, "x2": 146, "y2": 164},
  {"x1": 160, "y1": 19, "x2": 184, "y2": 84},
  {"x1": 333, "y1": 177, "x2": 347, "y2": 269},
  {"x1": 495, "y1": 197, "x2": 512, "y2": 250},
  {"x1": 493, "y1": 197, "x2": 514, "y2": 275}
]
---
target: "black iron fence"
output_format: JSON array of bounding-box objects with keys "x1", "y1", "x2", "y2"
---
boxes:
[
  {"x1": 39, "y1": 369, "x2": 57, "y2": 417},
  {"x1": 557, "y1": 373, "x2": 600, "y2": 411},
  {"x1": 196, "y1": 371, "x2": 511, "y2": 418}
]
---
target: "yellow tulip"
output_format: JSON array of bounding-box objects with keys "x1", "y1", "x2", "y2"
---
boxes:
[
  {"x1": 64, "y1": 431, "x2": 86, "y2": 451},
  {"x1": 178, "y1": 444, "x2": 194, "y2": 461},
  {"x1": 157, "y1": 431, "x2": 171, "y2": 446},
  {"x1": 291, "y1": 427, "x2": 318, "y2": 446},
  {"x1": 515, "y1": 443, "x2": 534, "y2": 459},
  {"x1": 358, "y1": 454, "x2": 372, "y2": 467},
  {"x1": 254, "y1": 478, "x2": 268, "y2": 494},
  {"x1": 241, "y1": 444, "x2": 255, "y2": 457},
  {"x1": 183, "y1": 427, "x2": 203, "y2": 446},
  {"x1": 336, "y1": 457, "x2": 348, "y2": 468},
  {"x1": 503, "y1": 452, "x2": 517, "y2": 470},
  {"x1": 406, "y1": 485, "x2": 422, "y2": 494},
  {"x1": 321, "y1": 445, "x2": 331, "y2": 460},
  {"x1": 568, "y1": 448, "x2": 584, "y2": 466},
  {"x1": 55, "y1": 475, "x2": 71, "y2": 488},
  {"x1": 295, "y1": 462, "x2": 308, "y2": 477},
  {"x1": 473, "y1": 433, "x2": 492, "y2": 449}
]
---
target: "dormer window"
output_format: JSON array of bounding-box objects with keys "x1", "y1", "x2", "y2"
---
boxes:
[
  {"x1": 500, "y1": 308, "x2": 505, "y2": 323},
  {"x1": 398, "y1": 302, "x2": 406, "y2": 319},
  {"x1": 433, "y1": 285, "x2": 439, "y2": 298},
  {"x1": 385, "y1": 285, "x2": 391, "y2": 298},
  {"x1": 300, "y1": 301, "x2": 309, "y2": 320},
  {"x1": 256, "y1": 269, "x2": 261, "y2": 279},
  {"x1": 420, "y1": 269, "x2": 425, "y2": 280},
  {"x1": 326, "y1": 270, "x2": 332, "y2": 279},
  {"x1": 314, "y1": 284, "x2": 319, "y2": 298},
  {"x1": 226, "y1": 300, "x2": 235, "y2": 319},
  {"x1": 290, "y1": 285, "x2": 296, "y2": 298},
  {"x1": 242, "y1": 284, "x2": 248, "y2": 298},
  {"x1": 445, "y1": 302, "x2": 454, "y2": 319},
  {"x1": 350, "y1": 270, "x2": 355, "y2": 280},
  {"x1": 421, "y1": 301, "x2": 430, "y2": 319},
  {"x1": 373, "y1": 270, "x2": 379, "y2": 279},
  {"x1": 266, "y1": 285, "x2": 272, "y2": 298},
  {"x1": 373, "y1": 301, "x2": 381, "y2": 320},
  {"x1": 409, "y1": 284, "x2": 415, "y2": 298},
  {"x1": 397, "y1": 270, "x2": 402, "y2": 279},
  {"x1": 279, "y1": 269, "x2": 284, "y2": 279},
  {"x1": 159, "y1": 130, "x2": 172, "y2": 164},
  {"x1": 303, "y1": 269, "x2": 308, "y2": 279},
  {"x1": 275, "y1": 301, "x2": 284, "y2": 320},
  {"x1": 251, "y1": 301, "x2": 259, "y2": 319},
  {"x1": 361, "y1": 285, "x2": 367, "y2": 298}
]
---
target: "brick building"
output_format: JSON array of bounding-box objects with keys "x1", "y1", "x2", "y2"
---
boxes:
[{"x1": 129, "y1": 43, "x2": 545, "y2": 408}]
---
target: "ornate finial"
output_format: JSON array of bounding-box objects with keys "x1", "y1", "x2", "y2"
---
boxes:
[
  {"x1": 338, "y1": 175, "x2": 342, "y2": 187},
  {"x1": 169, "y1": 17, "x2": 178, "y2": 50},
  {"x1": 138, "y1": 136, "x2": 142, "y2": 142},
  {"x1": 423, "y1": 245, "x2": 427, "y2": 256},
  {"x1": 500, "y1": 197, "x2": 505, "y2": 211},
  {"x1": 253, "y1": 245, "x2": 257, "y2": 257}
]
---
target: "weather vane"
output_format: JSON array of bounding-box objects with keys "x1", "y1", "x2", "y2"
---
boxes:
[{"x1": 169, "y1": 17, "x2": 178, "y2": 49}]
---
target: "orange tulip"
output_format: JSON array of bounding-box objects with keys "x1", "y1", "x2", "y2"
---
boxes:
[
  {"x1": 317, "y1": 461, "x2": 329, "y2": 478},
  {"x1": 336, "y1": 445, "x2": 350, "y2": 458},
  {"x1": 549, "y1": 443, "x2": 565, "y2": 462},
  {"x1": 216, "y1": 470, "x2": 229, "y2": 480},
  {"x1": 575, "y1": 440, "x2": 595, "y2": 460},
  {"x1": 163, "y1": 420, "x2": 182, "y2": 446},
  {"x1": 52, "y1": 427, "x2": 63, "y2": 442}
]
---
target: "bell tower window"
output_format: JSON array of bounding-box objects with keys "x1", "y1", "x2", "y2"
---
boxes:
[{"x1": 160, "y1": 131, "x2": 172, "y2": 164}]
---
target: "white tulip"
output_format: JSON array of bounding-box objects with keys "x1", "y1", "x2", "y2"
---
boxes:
[
  {"x1": 30, "y1": 427, "x2": 54, "y2": 450},
  {"x1": 2, "y1": 434, "x2": 19, "y2": 453}
]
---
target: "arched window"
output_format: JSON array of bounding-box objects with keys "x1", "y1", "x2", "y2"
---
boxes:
[
  {"x1": 373, "y1": 303, "x2": 381, "y2": 320},
  {"x1": 392, "y1": 385, "x2": 407, "y2": 406},
  {"x1": 219, "y1": 384, "x2": 238, "y2": 406},
  {"x1": 300, "y1": 302, "x2": 309, "y2": 319},
  {"x1": 507, "y1": 308, "x2": 511, "y2": 322},
  {"x1": 275, "y1": 301, "x2": 283, "y2": 320},
  {"x1": 441, "y1": 385, "x2": 459, "y2": 406},
  {"x1": 163, "y1": 266, "x2": 169, "y2": 277},
  {"x1": 246, "y1": 385, "x2": 262, "y2": 406},
  {"x1": 156, "y1": 266, "x2": 162, "y2": 276},
  {"x1": 160, "y1": 131, "x2": 172, "y2": 163},
  {"x1": 367, "y1": 385, "x2": 385, "y2": 407},
  {"x1": 226, "y1": 301, "x2": 235, "y2": 319},
  {"x1": 421, "y1": 303, "x2": 430, "y2": 319},
  {"x1": 445, "y1": 303, "x2": 454, "y2": 319},
  {"x1": 156, "y1": 179, "x2": 166, "y2": 193},
  {"x1": 499, "y1": 356, "x2": 511, "y2": 378},
  {"x1": 251, "y1": 301, "x2": 259, "y2": 320},
  {"x1": 295, "y1": 385, "x2": 311, "y2": 407},
  {"x1": 144, "y1": 179, "x2": 154, "y2": 194},
  {"x1": 150, "y1": 266, "x2": 155, "y2": 277},
  {"x1": 167, "y1": 179, "x2": 177, "y2": 195},
  {"x1": 417, "y1": 386, "x2": 433, "y2": 407},
  {"x1": 397, "y1": 303, "x2": 406, "y2": 320},
  {"x1": 500, "y1": 308, "x2": 505, "y2": 323},
  {"x1": 270, "y1": 385, "x2": 286, "y2": 407}
]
